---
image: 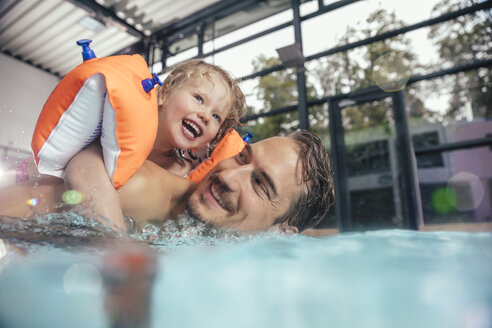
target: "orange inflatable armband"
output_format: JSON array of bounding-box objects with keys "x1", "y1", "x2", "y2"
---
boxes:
[
  {"x1": 187, "y1": 129, "x2": 248, "y2": 183},
  {"x1": 31, "y1": 40, "x2": 160, "y2": 189}
]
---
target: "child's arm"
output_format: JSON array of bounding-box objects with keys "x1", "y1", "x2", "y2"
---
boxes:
[
  {"x1": 0, "y1": 176, "x2": 67, "y2": 218},
  {"x1": 64, "y1": 142, "x2": 126, "y2": 232}
]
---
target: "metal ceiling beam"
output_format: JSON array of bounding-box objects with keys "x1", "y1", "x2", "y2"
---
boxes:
[
  {"x1": 154, "y1": 0, "x2": 259, "y2": 43},
  {"x1": 119, "y1": 0, "x2": 262, "y2": 59},
  {"x1": 67, "y1": 0, "x2": 146, "y2": 39},
  {"x1": 0, "y1": 0, "x2": 20, "y2": 21}
]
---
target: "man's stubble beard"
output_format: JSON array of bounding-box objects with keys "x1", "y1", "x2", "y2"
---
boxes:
[{"x1": 185, "y1": 196, "x2": 205, "y2": 223}]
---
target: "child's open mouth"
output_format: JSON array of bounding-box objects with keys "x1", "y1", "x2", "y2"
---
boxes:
[{"x1": 182, "y1": 119, "x2": 202, "y2": 139}]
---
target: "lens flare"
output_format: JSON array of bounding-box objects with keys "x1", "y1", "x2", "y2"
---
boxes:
[
  {"x1": 447, "y1": 171, "x2": 484, "y2": 211},
  {"x1": 26, "y1": 198, "x2": 38, "y2": 207},
  {"x1": 372, "y1": 52, "x2": 411, "y2": 92},
  {"x1": 431, "y1": 187, "x2": 457, "y2": 214},
  {"x1": 62, "y1": 190, "x2": 84, "y2": 205},
  {"x1": 63, "y1": 263, "x2": 102, "y2": 295}
]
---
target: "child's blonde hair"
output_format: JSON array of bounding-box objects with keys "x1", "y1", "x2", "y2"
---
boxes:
[{"x1": 157, "y1": 59, "x2": 246, "y2": 148}]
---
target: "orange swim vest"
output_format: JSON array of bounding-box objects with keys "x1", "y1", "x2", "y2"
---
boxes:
[{"x1": 31, "y1": 53, "x2": 158, "y2": 189}]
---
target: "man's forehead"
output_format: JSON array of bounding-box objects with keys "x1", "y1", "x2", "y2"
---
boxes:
[
  {"x1": 250, "y1": 137, "x2": 301, "y2": 176},
  {"x1": 252, "y1": 136, "x2": 296, "y2": 152}
]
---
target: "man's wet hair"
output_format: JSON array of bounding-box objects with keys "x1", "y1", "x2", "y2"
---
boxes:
[{"x1": 273, "y1": 130, "x2": 335, "y2": 232}]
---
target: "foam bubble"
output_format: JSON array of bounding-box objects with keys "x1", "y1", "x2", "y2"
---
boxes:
[
  {"x1": 372, "y1": 52, "x2": 411, "y2": 92},
  {"x1": 447, "y1": 171, "x2": 484, "y2": 211},
  {"x1": 62, "y1": 190, "x2": 84, "y2": 205}
]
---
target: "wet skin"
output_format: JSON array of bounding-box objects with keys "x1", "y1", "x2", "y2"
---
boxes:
[{"x1": 186, "y1": 137, "x2": 303, "y2": 232}]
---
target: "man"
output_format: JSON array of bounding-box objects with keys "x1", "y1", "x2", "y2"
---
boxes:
[{"x1": 0, "y1": 131, "x2": 334, "y2": 234}]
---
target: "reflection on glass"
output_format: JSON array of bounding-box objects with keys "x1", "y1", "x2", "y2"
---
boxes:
[{"x1": 418, "y1": 145, "x2": 492, "y2": 225}]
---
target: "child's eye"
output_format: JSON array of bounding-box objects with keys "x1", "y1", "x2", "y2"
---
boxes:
[
  {"x1": 212, "y1": 114, "x2": 220, "y2": 122},
  {"x1": 194, "y1": 95, "x2": 204, "y2": 104}
]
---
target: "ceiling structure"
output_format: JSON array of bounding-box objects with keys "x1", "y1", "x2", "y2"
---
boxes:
[{"x1": 0, "y1": 0, "x2": 303, "y2": 77}]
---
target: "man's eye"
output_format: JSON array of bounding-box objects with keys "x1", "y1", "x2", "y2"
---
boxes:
[
  {"x1": 237, "y1": 152, "x2": 247, "y2": 163},
  {"x1": 212, "y1": 113, "x2": 220, "y2": 121},
  {"x1": 194, "y1": 95, "x2": 204, "y2": 104},
  {"x1": 252, "y1": 175, "x2": 269, "y2": 197}
]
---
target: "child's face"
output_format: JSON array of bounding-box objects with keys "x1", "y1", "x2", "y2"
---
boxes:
[{"x1": 158, "y1": 73, "x2": 231, "y2": 150}]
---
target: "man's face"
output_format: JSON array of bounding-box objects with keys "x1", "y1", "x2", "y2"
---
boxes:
[{"x1": 186, "y1": 137, "x2": 304, "y2": 232}]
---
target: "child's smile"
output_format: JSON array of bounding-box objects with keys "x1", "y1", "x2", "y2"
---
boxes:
[{"x1": 182, "y1": 119, "x2": 202, "y2": 140}]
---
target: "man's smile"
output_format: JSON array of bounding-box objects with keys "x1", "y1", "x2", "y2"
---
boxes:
[{"x1": 202, "y1": 176, "x2": 235, "y2": 213}]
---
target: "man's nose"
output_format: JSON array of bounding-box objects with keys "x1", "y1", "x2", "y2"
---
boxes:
[{"x1": 217, "y1": 162, "x2": 251, "y2": 190}]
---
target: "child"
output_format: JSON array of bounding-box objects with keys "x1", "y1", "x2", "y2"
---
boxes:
[
  {"x1": 148, "y1": 59, "x2": 245, "y2": 176},
  {"x1": 61, "y1": 59, "x2": 246, "y2": 231}
]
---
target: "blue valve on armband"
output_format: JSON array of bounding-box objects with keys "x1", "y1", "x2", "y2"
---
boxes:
[
  {"x1": 141, "y1": 73, "x2": 163, "y2": 93},
  {"x1": 76, "y1": 39, "x2": 96, "y2": 61},
  {"x1": 243, "y1": 132, "x2": 254, "y2": 143}
]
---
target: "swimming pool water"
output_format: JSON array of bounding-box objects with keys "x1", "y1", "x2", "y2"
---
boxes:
[{"x1": 0, "y1": 218, "x2": 491, "y2": 328}]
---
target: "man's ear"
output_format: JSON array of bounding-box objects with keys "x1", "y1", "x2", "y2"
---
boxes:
[{"x1": 275, "y1": 221, "x2": 298, "y2": 235}]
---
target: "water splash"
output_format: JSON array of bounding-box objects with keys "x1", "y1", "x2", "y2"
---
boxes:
[
  {"x1": 130, "y1": 213, "x2": 285, "y2": 251},
  {"x1": 0, "y1": 211, "x2": 287, "y2": 253},
  {"x1": 0, "y1": 212, "x2": 121, "y2": 250}
]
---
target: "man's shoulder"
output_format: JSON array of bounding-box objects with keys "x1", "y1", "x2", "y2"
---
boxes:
[
  {"x1": 118, "y1": 160, "x2": 196, "y2": 224},
  {"x1": 123, "y1": 160, "x2": 194, "y2": 197}
]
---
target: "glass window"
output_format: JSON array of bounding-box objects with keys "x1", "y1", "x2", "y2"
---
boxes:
[
  {"x1": 406, "y1": 74, "x2": 492, "y2": 137},
  {"x1": 238, "y1": 111, "x2": 300, "y2": 142},
  {"x1": 203, "y1": 26, "x2": 294, "y2": 79},
  {"x1": 341, "y1": 97, "x2": 404, "y2": 230},
  {"x1": 309, "y1": 103, "x2": 331, "y2": 148},
  {"x1": 419, "y1": 146, "x2": 492, "y2": 225},
  {"x1": 204, "y1": 9, "x2": 292, "y2": 52},
  {"x1": 413, "y1": 131, "x2": 444, "y2": 169},
  {"x1": 225, "y1": 58, "x2": 297, "y2": 115},
  {"x1": 346, "y1": 139, "x2": 391, "y2": 176},
  {"x1": 166, "y1": 46, "x2": 198, "y2": 67}
]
